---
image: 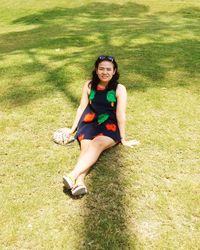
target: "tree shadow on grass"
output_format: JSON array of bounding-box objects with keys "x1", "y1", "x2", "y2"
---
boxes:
[
  {"x1": 0, "y1": 3, "x2": 200, "y2": 108},
  {"x1": 82, "y1": 146, "x2": 133, "y2": 249}
]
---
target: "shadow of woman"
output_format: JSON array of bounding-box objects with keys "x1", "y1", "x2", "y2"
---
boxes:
[{"x1": 78, "y1": 145, "x2": 136, "y2": 249}]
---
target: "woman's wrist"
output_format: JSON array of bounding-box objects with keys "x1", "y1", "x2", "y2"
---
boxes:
[
  {"x1": 121, "y1": 137, "x2": 126, "y2": 143},
  {"x1": 69, "y1": 128, "x2": 75, "y2": 135}
]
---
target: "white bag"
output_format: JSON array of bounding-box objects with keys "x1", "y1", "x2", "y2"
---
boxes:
[{"x1": 53, "y1": 128, "x2": 75, "y2": 145}]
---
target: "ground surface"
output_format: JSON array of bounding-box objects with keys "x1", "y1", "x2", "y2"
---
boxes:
[{"x1": 0, "y1": 0, "x2": 199, "y2": 249}]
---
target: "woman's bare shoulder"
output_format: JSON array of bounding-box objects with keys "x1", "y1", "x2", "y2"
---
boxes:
[
  {"x1": 83, "y1": 80, "x2": 91, "y2": 88},
  {"x1": 83, "y1": 80, "x2": 92, "y2": 94},
  {"x1": 117, "y1": 83, "x2": 126, "y2": 90},
  {"x1": 116, "y1": 84, "x2": 127, "y2": 96}
]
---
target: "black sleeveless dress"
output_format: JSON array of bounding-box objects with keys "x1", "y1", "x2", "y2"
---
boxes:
[{"x1": 75, "y1": 85, "x2": 121, "y2": 143}]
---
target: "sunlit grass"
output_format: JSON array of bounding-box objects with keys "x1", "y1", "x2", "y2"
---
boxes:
[{"x1": 0, "y1": 0, "x2": 199, "y2": 249}]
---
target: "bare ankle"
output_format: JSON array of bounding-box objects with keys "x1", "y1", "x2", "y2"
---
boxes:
[
  {"x1": 79, "y1": 177, "x2": 85, "y2": 182},
  {"x1": 70, "y1": 171, "x2": 79, "y2": 180}
]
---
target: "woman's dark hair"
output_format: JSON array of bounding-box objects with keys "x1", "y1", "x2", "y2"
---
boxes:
[{"x1": 89, "y1": 56, "x2": 120, "y2": 90}]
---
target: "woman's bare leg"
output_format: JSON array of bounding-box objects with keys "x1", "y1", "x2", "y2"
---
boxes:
[
  {"x1": 75, "y1": 139, "x2": 91, "y2": 185},
  {"x1": 70, "y1": 136, "x2": 116, "y2": 180}
]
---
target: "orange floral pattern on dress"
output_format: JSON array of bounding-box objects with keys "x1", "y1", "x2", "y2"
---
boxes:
[
  {"x1": 105, "y1": 123, "x2": 117, "y2": 132},
  {"x1": 78, "y1": 134, "x2": 85, "y2": 141},
  {"x1": 84, "y1": 112, "x2": 95, "y2": 122}
]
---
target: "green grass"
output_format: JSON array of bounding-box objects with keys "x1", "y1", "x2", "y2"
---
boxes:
[{"x1": 0, "y1": 0, "x2": 199, "y2": 249}]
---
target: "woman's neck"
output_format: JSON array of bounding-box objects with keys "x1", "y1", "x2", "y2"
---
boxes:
[{"x1": 98, "y1": 81, "x2": 108, "y2": 88}]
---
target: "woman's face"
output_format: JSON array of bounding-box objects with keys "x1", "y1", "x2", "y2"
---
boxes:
[{"x1": 96, "y1": 61, "x2": 116, "y2": 84}]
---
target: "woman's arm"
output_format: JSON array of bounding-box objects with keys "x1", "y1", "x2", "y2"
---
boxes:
[
  {"x1": 116, "y1": 84, "x2": 127, "y2": 142},
  {"x1": 116, "y1": 84, "x2": 140, "y2": 147},
  {"x1": 69, "y1": 81, "x2": 90, "y2": 134}
]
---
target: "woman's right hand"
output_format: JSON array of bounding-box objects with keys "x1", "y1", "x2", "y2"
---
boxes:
[
  {"x1": 68, "y1": 128, "x2": 74, "y2": 135},
  {"x1": 121, "y1": 138, "x2": 140, "y2": 148}
]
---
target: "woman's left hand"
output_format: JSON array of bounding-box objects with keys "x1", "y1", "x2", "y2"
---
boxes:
[{"x1": 121, "y1": 139, "x2": 140, "y2": 148}]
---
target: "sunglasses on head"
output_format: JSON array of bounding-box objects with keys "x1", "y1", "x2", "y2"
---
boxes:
[{"x1": 98, "y1": 55, "x2": 114, "y2": 62}]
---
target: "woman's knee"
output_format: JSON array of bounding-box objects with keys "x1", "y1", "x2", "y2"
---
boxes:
[
  {"x1": 91, "y1": 136, "x2": 116, "y2": 150},
  {"x1": 80, "y1": 139, "x2": 91, "y2": 152}
]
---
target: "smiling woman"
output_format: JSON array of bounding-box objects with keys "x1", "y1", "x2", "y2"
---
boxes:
[{"x1": 63, "y1": 55, "x2": 140, "y2": 196}]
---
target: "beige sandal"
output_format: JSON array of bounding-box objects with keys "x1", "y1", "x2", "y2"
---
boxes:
[
  {"x1": 63, "y1": 174, "x2": 75, "y2": 189},
  {"x1": 71, "y1": 183, "x2": 87, "y2": 196}
]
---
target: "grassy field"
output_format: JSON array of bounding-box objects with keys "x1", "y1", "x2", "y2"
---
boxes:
[{"x1": 0, "y1": 0, "x2": 199, "y2": 249}]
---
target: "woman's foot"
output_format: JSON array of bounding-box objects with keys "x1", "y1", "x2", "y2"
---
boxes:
[
  {"x1": 63, "y1": 174, "x2": 76, "y2": 189},
  {"x1": 71, "y1": 179, "x2": 87, "y2": 196}
]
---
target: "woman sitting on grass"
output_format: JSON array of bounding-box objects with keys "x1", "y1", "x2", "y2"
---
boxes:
[{"x1": 63, "y1": 55, "x2": 139, "y2": 196}]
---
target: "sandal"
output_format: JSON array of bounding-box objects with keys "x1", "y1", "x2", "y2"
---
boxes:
[
  {"x1": 63, "y1": 174, "x2": 75, "y2": 189},
  {"x1": 71, "y1": 183, "x2": 87, "y2": 196}
]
